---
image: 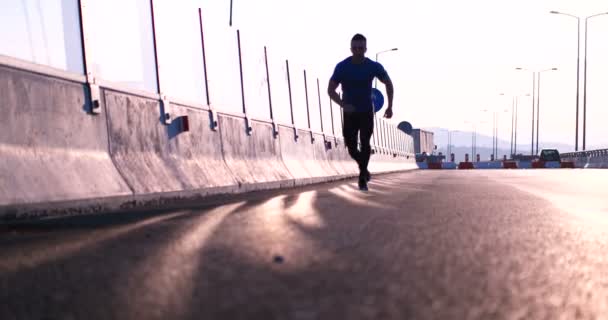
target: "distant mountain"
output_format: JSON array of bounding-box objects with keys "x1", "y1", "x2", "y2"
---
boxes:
[{"x1": 422, "y1": 127, "x2": 576, "y2": 162}]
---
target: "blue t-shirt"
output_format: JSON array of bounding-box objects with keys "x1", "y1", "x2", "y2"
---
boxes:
[{"x1": 330, "y1": 57, "x2": 389, "y2": 112}]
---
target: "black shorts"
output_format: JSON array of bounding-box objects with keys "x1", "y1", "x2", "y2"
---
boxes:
[{"x1": 342, "y1": 111, "x2": 374, "y2": 144}]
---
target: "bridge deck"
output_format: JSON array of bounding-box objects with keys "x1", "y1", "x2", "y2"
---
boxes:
[{"x1": 2, "y1": 170, "x2": 608, "y2": 319}]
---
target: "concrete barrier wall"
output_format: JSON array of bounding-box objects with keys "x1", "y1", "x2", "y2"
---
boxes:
[
  {"x1": 0, "y1": 67, "x2": 131, "y2": 213},
  {"x1": 278, "y1": 126, "x2": 333, "y2": 184},
  {"x1": 311, "y1": 132, "x2": 341, "y2": 177},
  {"x1": 565, "y1": 157, "x2": 588, "y2": 168},
  {"x1": 218, "y1": 116, "x2": 293, "y2": 190},
  {"x1": 0, "y1": 66, "x2": 417, "y2": 220},
  {"x1": 325, "y1": 137, "x2": 358, "y2": 176},
  {"x1": 562, "y1": 149, "x2": 608, "y2": 168},
  {"x1": 105, "y1": 91, "x2": 238, "y2": 196},
  {"x1": 562, "y1": 156, "x2": 608, "y2": 169},
  {"x1": 473, "y1": 161, "x2": 503, "y2": 169},
  {"x1": 585, "y1": 157, "x2": 608, "y2": 169},
  {"x1": 576, "y1": 158, "x2": 588, "y2": 168},
  {"x1": 518, "y1": 161, "x2": 532, "y2": 169}
]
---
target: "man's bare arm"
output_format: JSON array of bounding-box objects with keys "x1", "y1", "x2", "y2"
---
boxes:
[
  {"x1": 379, "y1": 77, "x2": 394, "y2": 109},
  {"x1": 327, "y1": 80, "x2": 343, "y2": 107},
  {"x1": 379, "y1": 77, "x2": 394, "y2": 118}
]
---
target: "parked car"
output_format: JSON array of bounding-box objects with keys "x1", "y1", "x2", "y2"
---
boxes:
[{"x1": 539, "y1": 149, "x2": 561, "y2": 162}]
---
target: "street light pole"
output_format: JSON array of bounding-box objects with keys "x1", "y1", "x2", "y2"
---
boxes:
[
  {"x1": 494, "y1": 112, "x2": 496, "y2": 157},
  {"x1": 497, "y1": 92, "x2": 505, "y2": 157},
  {"x1": 438, "y1": 128, "x2": 450, "y2": 156},
  {"x1": 583, "y1": 17, "x2": 589, "y2": 150},
  {"x1": 463, "y1": 121, "x2": 474, "y2": 158},
  {"x1": 465, "y1": 121, "x2": 486, "y2": 160},
  {"x1": 447, "y1": 130, "x2": 451, "y2": 156},
  {"x1": 516, "y1": 67, "x2": 557, "y2": 155},
  {"x1": 490, "y1": 113, "x2": 494, "y2": 158},
  {"x1": 481, "y1": 108, "x2": 496, "y2": 158},
  {"x1": 535, "y1": 68, "x2": 558, "y2": 154},
  {"x1": 531, "y1": 72, "x2": 536, "y2": 155},
  {"x1": 229, "y1": 0, "x2": 234, "y2": 26},
  {"x1": 536, "y1": 72, "x2": 540, "y2": 155},
  {"x1": 513, "y1": 93, "x2": 531, "y2": 156},
  {"x1": 550, "y1": 11, "x2": 581, "y2": 151},
  {"x1": 576, "y1": 17, "x2": 581, "y2": 151},
  {"x1": 472, "y1": 127, "x2": 475, "y2": 158},
  {"x1": 514, "y1": 96, "x2": 518, "y2": 155},
  {"x1": 515, "y1": 68, "x2": 536, "y2": 155},
  {"x1": 449, "y1": 130, "x2": 460, "y2": 160},
  {"x1": 510, "y1": 96, "x2": 515, "y2": 157},
  {"x1": 495, "y1": 109, "x2": 508, "y2": 158},
  {"x1": 582, "y1": 12, "x2": 608, "y2": 150}
]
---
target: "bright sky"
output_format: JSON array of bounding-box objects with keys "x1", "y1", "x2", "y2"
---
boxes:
[{"x1": 225, "y1": 0, "x2": 608, "y2": 149}]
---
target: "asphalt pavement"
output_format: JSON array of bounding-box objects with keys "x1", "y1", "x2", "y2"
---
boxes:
[{"x1": 2, "y1": 169, "x2": 608, "y2": 320}]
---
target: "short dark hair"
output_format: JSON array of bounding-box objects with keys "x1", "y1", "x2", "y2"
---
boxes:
[{"x1": 351, "y1": 34, "x2": 366, "y2": 42}]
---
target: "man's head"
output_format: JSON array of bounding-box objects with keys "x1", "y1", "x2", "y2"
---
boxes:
[{"x1": 350, "y1": 33, "x2": 367, "y2": 58}]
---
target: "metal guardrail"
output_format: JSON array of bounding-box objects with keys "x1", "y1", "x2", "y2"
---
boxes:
[{"x1": 561, "y1": 149, "x2": 608, "y2": 158}]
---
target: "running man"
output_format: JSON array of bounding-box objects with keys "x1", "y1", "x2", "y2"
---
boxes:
[{"x1": 327, "y1": 33, "x2": 394, "y2": 191}]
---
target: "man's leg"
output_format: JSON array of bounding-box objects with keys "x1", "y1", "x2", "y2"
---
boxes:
[
  {"x1": 358, "y1": 112, "x2": 374, "y2": 181},
  {"x1": 342, "y1": 112, "x2": 361, "y2": 167}
]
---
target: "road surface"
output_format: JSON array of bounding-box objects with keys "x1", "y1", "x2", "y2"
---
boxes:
[{"x1": 2, "y1": 169, "x2": 608, "y2": 319}]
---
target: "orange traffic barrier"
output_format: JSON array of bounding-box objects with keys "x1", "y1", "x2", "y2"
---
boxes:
[
  {"x1": 458, "y1": 162, "x2": 474, "y2": 169},
  {"x1": 503, "y1": 161, "x2": 518, "y2": 169},
  {"x1": 428, "y1": 163, "x2": 442, "y2": 169},
  {"x1": 532, "y1": 160, "x2": 545, "y2": 169},
  {"x1": 561, "y1": 161, "x2": 575, "y2": 168}
]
